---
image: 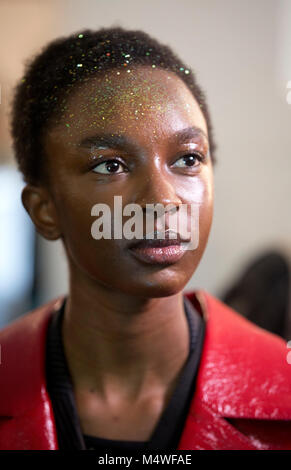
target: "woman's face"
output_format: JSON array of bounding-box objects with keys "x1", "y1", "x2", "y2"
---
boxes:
[{"x1": 43, "y1": 66, "x2": 214, "y2": 297}]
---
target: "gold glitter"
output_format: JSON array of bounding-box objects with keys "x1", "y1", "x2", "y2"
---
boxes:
[
  {"x1": 54, "y1": 68, "x2": 197, "y2": 135},
  {"x1": 77, "y1": 64, "x2": 83, "y2": 68}
]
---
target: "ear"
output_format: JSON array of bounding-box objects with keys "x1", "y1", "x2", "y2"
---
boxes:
[{"x1": 21, "y1": 184, "x2": 62, "y2": 240}]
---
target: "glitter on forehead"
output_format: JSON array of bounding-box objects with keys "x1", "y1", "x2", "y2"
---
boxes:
[{"x1": 52, "y1": 66, "x2": 205, "y2": 147}]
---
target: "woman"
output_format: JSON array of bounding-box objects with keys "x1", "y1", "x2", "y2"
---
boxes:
[{"x1": 1, "y1": 27, "x2": 291, "y2": 451}]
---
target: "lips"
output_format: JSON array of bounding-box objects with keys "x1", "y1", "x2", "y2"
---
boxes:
[
  {"x1": 129, "y1": 238, "x2": 181, "y2": 249},
  {"x1": 128, "y1": 230, "x2": 190, "y2": 265},
  {"x1": 128, "y1": 230, "x2": 189, "y2": 250}
]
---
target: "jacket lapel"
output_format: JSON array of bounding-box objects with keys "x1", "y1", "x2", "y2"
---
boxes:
[
  {"x1": 177, "y1": 290, "x2": 291, "y2": 450},
  {"x1": 177, "y1": 400, "x2": 259, "y2": 450}
]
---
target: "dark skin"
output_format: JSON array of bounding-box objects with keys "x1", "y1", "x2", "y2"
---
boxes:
[{"x1": 22, "y1": 66, "x2": 214, "y2": 441}]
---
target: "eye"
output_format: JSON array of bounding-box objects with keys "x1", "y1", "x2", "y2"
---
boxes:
[
  {"x1": 92, "y1": 158, "x2": 127, "y2": 175},
  {"x1": 172, "y1": 153, "x2": 205, "y2": 169}
]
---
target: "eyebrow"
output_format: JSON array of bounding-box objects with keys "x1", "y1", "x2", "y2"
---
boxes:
[
  {"x1": 172, "y1": 126, "x2": 208, "y2": 144},
  {"x1": 79, "y1": 126, "x2": 208, "y2": 152}
]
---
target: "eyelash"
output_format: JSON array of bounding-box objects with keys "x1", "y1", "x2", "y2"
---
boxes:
[
  {"x1": 91, "y1": 152, "x2": 207, "y2": 175},
  {"x1": 173, "y1": 152, "x2": 206, "y2": 168}
]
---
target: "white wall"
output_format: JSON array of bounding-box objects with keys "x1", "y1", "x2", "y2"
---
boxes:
[{"x1": 2, "y1": 0, "x2": 290, "y2": 303}]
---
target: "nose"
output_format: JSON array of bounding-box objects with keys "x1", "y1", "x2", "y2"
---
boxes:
[{"x1": 133, "y1": 159, "x2": 182, "y2": 212}]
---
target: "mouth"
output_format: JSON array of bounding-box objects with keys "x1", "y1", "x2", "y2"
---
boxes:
[{"x1": 128, "y1": 230, "x2": 190, "y2": 265}]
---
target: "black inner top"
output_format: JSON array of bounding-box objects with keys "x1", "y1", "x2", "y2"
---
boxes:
[{"x1": 45, "y1": 295, "x2": 205, "y2": 451}]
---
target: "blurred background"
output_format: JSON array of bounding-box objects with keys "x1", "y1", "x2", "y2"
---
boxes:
[{"x1": 0, "y1": 0, "x2": 290, "y2": 337}]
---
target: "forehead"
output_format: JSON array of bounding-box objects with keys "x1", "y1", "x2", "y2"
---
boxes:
[{"x1": 46, "y1": 66, "x2": 208, "y2": 149}]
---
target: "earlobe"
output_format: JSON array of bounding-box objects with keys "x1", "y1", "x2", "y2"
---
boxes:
[{"x1": 21, "y1": 185, "x2": 62, "y2": 241}]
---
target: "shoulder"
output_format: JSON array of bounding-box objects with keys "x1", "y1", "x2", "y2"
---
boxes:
[
  {"x1": 0, "y1": 296, "x2": 64, "y2": 417},
  {"x1": 187, "y1": 288, "x2": 289, "y2": 354},
  {"x1": 0, "y1": 296, "x2": 64, "y2": 358}
]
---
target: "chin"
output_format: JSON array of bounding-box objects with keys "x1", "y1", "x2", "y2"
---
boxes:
[{"x1": 116, "y1": 270, "x2": 191, "y2": 298}]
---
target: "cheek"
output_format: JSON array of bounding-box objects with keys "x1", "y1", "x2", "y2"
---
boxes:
[
  {"x1": 182, "y1": 172, "x2": 213, "y2": 226},
  {"x1": 198, "y1": 177, "x2": 214, "y2": 249},
  {"x1": 57, "y1": 193, "x2": 120, "y2": 279},
  {"x1": 59, "y1": 195, "x2": 92, "y2": 234},
  {"x1": 52, "y1": 182, "x2": 101, "y2": 260},
  {"x1": 191, "y1": 166, "x2": 214, "y2": 203},
  {"x1": 199, "y1": 172, "x2": 214, "y2": 223},
  {"x1": 184, "y1": 173, "x2": 214, "y2": 255},
  {"x1": 191, "y1": 178, "x2": 207, "y2": 204},
  {"x1": 55, "y1": 188, "x2": 121, "y2": 252}
]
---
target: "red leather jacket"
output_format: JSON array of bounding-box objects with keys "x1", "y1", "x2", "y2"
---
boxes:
[{"x1": 1, "y1": 289, "x2": 291, "y2": 450}]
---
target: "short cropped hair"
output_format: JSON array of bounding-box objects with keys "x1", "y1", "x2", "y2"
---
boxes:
[{"x1": 10, "y1": 27, "x2": 217, "y2": 185}]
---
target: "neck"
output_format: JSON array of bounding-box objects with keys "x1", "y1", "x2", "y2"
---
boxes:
[{"x1": 61, "y1": 268, "x2": 190, "y2": 402}]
